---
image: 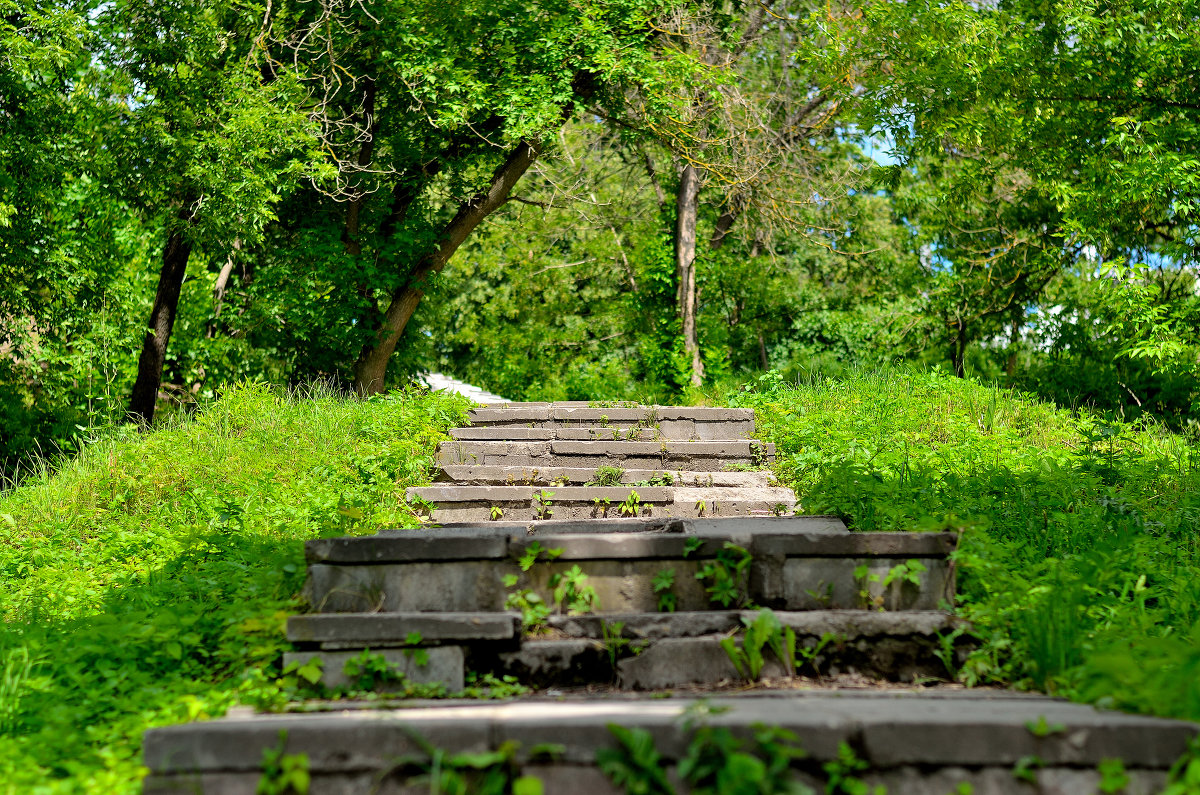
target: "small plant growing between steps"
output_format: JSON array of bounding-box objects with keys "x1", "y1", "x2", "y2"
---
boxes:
[
  {"x1": 696, "y1": 542, "x2": 754, "y2": 608},
  {"x1": 824, "y1": 741, "x2": 881, "y2": 795},
  {"x1": 503, "y1": 576, "x2": 551, "y2": 633},
  {"x1": 550, "y1": 564, "x2": 598, "y2": 614},
  {"x1": 517, "y1": 540, "x2": 564, "y2": 571},
  {"x1": 652, "y1": 568, "x2": 677, "y2": 612},
  {"x1": 383, "y1": 730, "x2": 550, "y2": 795},
  {"x1": 489, "y1": 505, "x2": 504, "y2": 520},
  {"x1": 719, "y1": 608, "x2": 797, "y2": 683},
  {"x1": 343, "y1": 649, "x2": 408, "y2": 691},
  {"x1": 618, "y1": 490, "x2": 642, "y2": 517},
  {"x1": 854, "y1": 559, "x2": 927, "y2": 610},
  {"x1": 258, "y1": 730, "x2": 311, "y2": 795},
  {"x1": 588, "y1": 465, "x2": 625, "y2": 486},
  {"x1": 598, "y1": 719, "x2": 811, "y2": 794},
  {"x1": 533, "y1": 490, "x2": 555, "y2": 520},
  {"x1": 592, "y1": 496, "x2": 612, "y2": 517}
]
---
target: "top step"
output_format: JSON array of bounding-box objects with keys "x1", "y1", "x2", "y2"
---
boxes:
[{"x1": 468, "y1": 404, "x2": 756, "y2": 441}]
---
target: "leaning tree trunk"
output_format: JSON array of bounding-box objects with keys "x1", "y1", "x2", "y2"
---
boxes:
[
  {"x1": 351, "y1": 140, "x2": 543, "y2": 394},
  {"x1": 128, "y1": 204, "x2": 196, "y2": 424},
  {"x1": 675, "y1": 162, "x2": 704, "y2": 387}
]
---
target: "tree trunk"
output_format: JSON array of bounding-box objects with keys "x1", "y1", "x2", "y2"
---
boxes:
[
  {"x1": 1006, "y1": 315, "x2": 1020, "y2": 377},
  {"x1": 128, "y1": 204, "x2": 196, "y2": 424},
  {"x1": 351, "y1": 140, "x2": 543, "y2": 394},
  {"x1": 951, "y1": 319, "x2": 968, "y2": 378},
  {"x1": 675, "y1": 162, "x2": 704, "y2": 387}
]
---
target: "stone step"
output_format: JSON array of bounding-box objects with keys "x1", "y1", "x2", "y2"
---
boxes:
[
  {"x1": 465, "y1": 405, "x2": 756, "y2": 440},
  {"x1": 502, "y1": 610, "x2": 967, "y2": 689},
  {"x1": 436, "y1": 465, "x2": 778, "y2": 488},
  {"x1": 303, "y1": 527, "x2": 956, "y2": 614},
  {"x1": 436, "y1": 439, "x2": 774, "y2": 470},
  {"x1": 143, "y1": 690, "x2": 1199, "y2": 794},
  {"x1": 280, "y1": 610, "x2": 966, "y2": 692},
  {"x1": 405, "y1": 484, "x2": 798, "y2": 522}
]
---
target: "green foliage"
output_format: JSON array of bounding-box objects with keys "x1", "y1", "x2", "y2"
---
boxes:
[
  {"x1": 258, "y1": 731, "x2": 310, "y2": 795},
  {"x1": 390, "y1": 735, "x2": 549, "y2": 795},
  {"x1": 726, "y1": 366, "x2": 1200, "y2": 719},
  {"x1": 550, "y1": 565, "x2": 599, "y2": 615},
  {"x1": 719, "y1": 609, "x2": 797, "y2": 683},
  {"x1": 598, "y1": 721, "x2": 812, "y2": 795},
  {"x1": 589, "y1": 466, "x2": 626, "y2": 487},
  {"x1": 0, "y1": 383, "x2": 468, "y2": 792},
  {"x1": 696, "y1": 542, "x2": 754, "y2": 608},
  {"x1": 652, "y1": 568, "x2": 677, "y2": 612},
  {"x1": 503, "y1": 576, "x2": 553, "y2": 634}
]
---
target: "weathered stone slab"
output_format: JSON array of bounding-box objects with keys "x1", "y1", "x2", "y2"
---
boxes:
[
  {"x1": 143, "y1": 692, "x2": 1199, "y2": 784},
  {"x1": 510, "y1": 532, "x2": 724, "y2": 561},
  {"x1": 408, "y1": 485, "x2": 532, "y2": 503},
  {"x1": 547, "y1": 609, "x2": 959, "y2": 641},
  {"x1": 282, "y1": 646, "x2": 465, "y2": 692},
  {"x1": 552, "y1": 407, "x2": 649, "y2": 422},
  {"x1": 686, "y1": 515, "x2": 847, "y2": 534},
  {"x1": 467, "y1": 407, "x2": 551, "y2": 423},
  {"x1": 450, "y1": 427, "x2": 555, "y2": 440},
  {"x1": 753, "y1": 531, "x2": 957, "y2": 558},
  {"x1": 287, "y1": 612, "x2": 521, "y2": 646},
  {"x1": 306, "y1": 530, "x2": 509, "y2": 564},
  {"x1": 554, "y1": 428, "x2": 659, "y2": 441},
  {"x1": 305, "y1": 561, "x2": 508, "y2": 613}
]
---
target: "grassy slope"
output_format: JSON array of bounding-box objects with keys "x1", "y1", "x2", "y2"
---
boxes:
[
  {"x1": 0, "y1": 384, "x2": 469, "y2": 794},
  {"x1": 3, "y1": 370, "x2": 1200, "y2": 792},
  {"x1": 720, "y1": 368, "x2": 1200, "y2": 718}
]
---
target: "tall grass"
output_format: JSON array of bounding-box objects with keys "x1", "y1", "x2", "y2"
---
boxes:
[
  {"x1": 721, "y1": 366, "x2": 1200, "y2": 719},
  {"x1": 0, "y1": 382, "x2": 469, "y2": 793}
]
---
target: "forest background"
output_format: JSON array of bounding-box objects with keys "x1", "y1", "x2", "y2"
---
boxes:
[{"x1": 4, "y1": 0, "x2": 1200, "y2": 478}]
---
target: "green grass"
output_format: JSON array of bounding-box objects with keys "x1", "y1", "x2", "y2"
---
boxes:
[
  {"x1": 0, "y1": 382, "x2": 470, "y2": 793},
  {"x1": 719, "y1": 367, "x2": 1200, "y2": 719},
  {"x1": 5, "y1": 368, "x2": 1200, "y2": 792}
]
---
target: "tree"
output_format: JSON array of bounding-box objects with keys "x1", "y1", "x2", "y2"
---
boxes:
[
  {"x1": 853, "y1": 0, "x2": 1200, "y2": 375},
  {"x1": 92, "y1": 0, "x2": 321, "y2": 423}
]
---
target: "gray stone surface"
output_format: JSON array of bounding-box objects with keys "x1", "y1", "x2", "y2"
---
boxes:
[
  {"x1": 282, "y1": 646, "x2": 465, "y2": 692},
  {"x1": 287, "y1": 611, "x2": 521, "y2": 646},
  {"x1": 306, "y1": 530, "x2": 508, "y2": 564},
  {"x1": 450, "y1": 427, "x2": 556, "y2": 440},
  {"x1": 144, "y1": 691, "x2": 1199, "y2": 776}
]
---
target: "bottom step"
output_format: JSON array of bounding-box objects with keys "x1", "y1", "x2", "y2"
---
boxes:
[{"x1": 143, "y1": 690, "x2": 1198, "y2": 794}]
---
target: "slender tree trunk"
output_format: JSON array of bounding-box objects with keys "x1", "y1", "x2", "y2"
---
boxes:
[
  {"x1": 206, "y1": 238, "x2": 242, "y2": 340},
  {"x1": 351, "y1": 140, "x2": 543, "y2": 394},
  {"x1": 1006, "y1": 316, "x2": 1020, "y2": 377},
  {"x1": 675, "y1": 162, "x2": 704, "y2": 387},
  {"x1": 951, "y1": 319, "x2": 968, "y2": 378},
  {"x1": 343, "y1": 78, "x2": 378, "y2": 257},
  {"x1": 758, "y1": 327, "x2": 769, "y2": 370},
  {"x1": 128, "y1": 204, "x2": 196, "y2": 424}
]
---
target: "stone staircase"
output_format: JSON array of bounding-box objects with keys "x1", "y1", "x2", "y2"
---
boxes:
[{"x1": 142, "y1": 403, "x2": 1197, "y2": 794}]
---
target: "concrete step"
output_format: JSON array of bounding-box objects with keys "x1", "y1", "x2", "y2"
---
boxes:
[
  {"x1": 281, "y1": 610, "x2": 967, "y2": 692},
  {"x1": 143, "y1": 690, "x2": 1199, "y2": 794},
  {"x1": 436, "y1": 439, "x2": 774, "y2": 470},
  {"x1": 436, "y1": 465, "x2": 778, "y2": 488},
  {"x1": 465, "y1": 405, "x2": 756, "y2": 440},
  {"x1": 303, "y1": 526, "x2": 956, "y2": 614},
  {"x1": 502, "y1": 610, "x2": 967, "y2": 688},
  {"x1": 405, "y1": 484, "x2": 798, "y2": 522}
]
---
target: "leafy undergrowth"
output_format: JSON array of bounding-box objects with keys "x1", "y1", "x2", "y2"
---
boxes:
[
  {"x1": 720, "y1": 367, "x2": 1200, "y2": 722},
  {"x1": 0, "y1": 383, "x2": 470, "y2": 794}
]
